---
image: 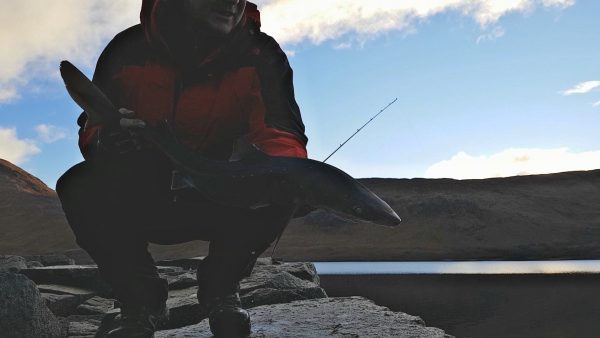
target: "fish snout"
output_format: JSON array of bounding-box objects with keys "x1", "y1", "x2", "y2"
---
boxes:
[
  {"x1": 357, "y1": 203, "x2": 402, "y2": 227},
  {"x1": 365, "y1": 199, "x2": 402, "y2": 227},
  {"x1": 380, "y1": 210, "x2": 402, "y2": 227}
]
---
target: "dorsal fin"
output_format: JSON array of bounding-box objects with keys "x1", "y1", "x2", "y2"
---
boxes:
[{"x1": 229, "y1": 137, "x2": 269, "y2": 161}]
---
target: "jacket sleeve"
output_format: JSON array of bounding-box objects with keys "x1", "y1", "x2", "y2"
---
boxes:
[{"x1": 245, "y1": 33, "x2": 308, "y2": 158}]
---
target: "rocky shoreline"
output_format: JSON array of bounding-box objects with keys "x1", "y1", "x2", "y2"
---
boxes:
[{"x1": 1, "y1": 254, "x2": 451, "y2": 337}]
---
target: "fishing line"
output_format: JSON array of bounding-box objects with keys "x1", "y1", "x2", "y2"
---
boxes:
[{"x1": 323, "y1": 98, "x2": 398, "y2": 163}]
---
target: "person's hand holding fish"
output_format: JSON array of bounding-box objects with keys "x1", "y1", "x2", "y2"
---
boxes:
[{"x1": 97, "y1": 108, "x2": 148, "y2": 154}]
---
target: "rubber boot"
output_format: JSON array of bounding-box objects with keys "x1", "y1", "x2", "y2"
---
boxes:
[
  {"x1": 205, "y1": 293, "x2": 250, "y2": 337},
  {"x1": 197, "y1": 256, "x2": 253, "y2": 337},
  {"x1": 95, "y1": 277, "x2": 169, "y2": 337},
  {"x1": 109, "y1": 304, "x2": 168, "y2": 337}
]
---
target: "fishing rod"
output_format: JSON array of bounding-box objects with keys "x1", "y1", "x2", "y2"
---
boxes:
[
  {"x1": 323, "y1": 97, "x2": 398, "y2": 163},
  {"x1": 269, "y1": 98, "x2": 398, "y2": 258}
]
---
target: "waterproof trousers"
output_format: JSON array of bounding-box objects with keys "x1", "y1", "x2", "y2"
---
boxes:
[{"x1": 56, "y1": 151, "x2": 293, "y2": 310}]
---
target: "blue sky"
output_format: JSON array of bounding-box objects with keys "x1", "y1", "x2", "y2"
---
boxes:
[{"x1": 0, "y1": 0, "x2": 598, "y2": 187}]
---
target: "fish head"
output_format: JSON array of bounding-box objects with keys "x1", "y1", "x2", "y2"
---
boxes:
[
  {"x1": 316, "y1": 175, "x2": 401, "y2": 227},
  {"x1": 342, "y1": 184, "x2": 402, "y2": 227},
  {"x1": 301, "y1": 160, "x2": 402, "y2": 227}
]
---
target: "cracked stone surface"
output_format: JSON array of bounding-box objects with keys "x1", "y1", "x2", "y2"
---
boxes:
[
  {"x1": 241, "y1": 270, "x2": 319, "y2": 293},
  {"x1": 64, "y1": 315, "x2": 104, "y2": 338},
  {"x1": 156, "y1": 297, "x2": 452, "y2": 338},
  {"x1": 75, "y1": 296, "x2": 115, "y2": 315}
]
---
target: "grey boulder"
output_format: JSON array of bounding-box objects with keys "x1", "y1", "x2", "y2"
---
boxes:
[
  {"x1": 0, "y1": 255, "x2": 27, "y2": 271},
  {"x1": 0, "y1": 271, "x2": 62, "y2": 338}
]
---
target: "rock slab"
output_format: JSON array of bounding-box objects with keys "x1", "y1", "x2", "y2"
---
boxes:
[
  {"x1": 0, "y1": 255, "x2": 27, "y2": 271},
  {"x1": 76, "y1": 296, "x2": 115, "y2": 315},
  {"x1": 0, "y1": 271, "x2": 62, "y2": 338},
  {"x1": 25, "y1": 254, "x2": 76, "y2": 266},
  {"x1": 156, "y1": 296, "x2": 452, "y2": 338},
  {"x1": 21, "y1": 265, "x2": 109, "y2": 295},
  {"x1": 42, "y1": 293, "x2": 80, "y2": 316}
]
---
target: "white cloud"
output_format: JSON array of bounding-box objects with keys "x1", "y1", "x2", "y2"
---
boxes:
[
  {"x1": 593, "y1": 100, "x2": 600, "y2": 107},
  {"x1": 476, "y1": 26, "x2": 505, "y2": 44},
  {"x1": 0, "y1": 1, "x2": 577, "y2": 103},
  {"x1": 562, "y1": 80, "x2": 600, "y2": 95},
  {"x1": 333, "y1": 41, "x2": 353, "y2": 50},
  {"x1": 0, "y1": 127, "x2": 40, "y2": 164},
  {"x1": 0, "y1": 0, "x2": 139, "y2": 103},
  {"x1": 425, "y1": 147, "x2": 600, "y2": 179},
  {"x1": 34, "y1": 124, "x2": 68, "y2": 143},
  {"x1": 255, "y1": 0, "x2": 575, "y2": 46},
  {"x1": 0, "y1": 85, "x2": 19, "y2": 102},
  {"x1": 283, "y1": 49, "x2": 296, "y2": 57},
  {"x1": 542, "y1": 0, "x2": 576, "y2": 7}
]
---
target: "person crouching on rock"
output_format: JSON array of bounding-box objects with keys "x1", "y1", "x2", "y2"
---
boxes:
[{"x1": 56, "y1": 0, "x2": 308, "y2": 336}]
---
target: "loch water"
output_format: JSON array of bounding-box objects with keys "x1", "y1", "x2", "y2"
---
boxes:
[{"x1": 313, "y1": 261, "x2": 600, "y2": 338}]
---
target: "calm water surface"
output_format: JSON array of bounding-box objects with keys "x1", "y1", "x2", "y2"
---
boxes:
[
  {"x1": 313, "y1": 260, "x2": 600, "y2": 275},
  {"x1": 312, "y1": 261, "x2": 600, "y2": 338}
]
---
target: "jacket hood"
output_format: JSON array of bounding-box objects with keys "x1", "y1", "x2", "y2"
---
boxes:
[{"x1": 140, "y1": 0, "x2": 261, "y2": 54}]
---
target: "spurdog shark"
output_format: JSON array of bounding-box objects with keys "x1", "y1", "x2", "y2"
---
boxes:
[{"x1": 60, "y1": 60, "x2": 401, "y2": 227}]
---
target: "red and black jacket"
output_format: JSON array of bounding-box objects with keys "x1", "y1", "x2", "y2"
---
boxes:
[{"x1": 78, "y1": 0, "x2": 307, "y2": 160}]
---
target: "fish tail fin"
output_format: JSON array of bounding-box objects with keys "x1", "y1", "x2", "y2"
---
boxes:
[{"x1": 60, "y1": 60, "x2": 119, "y2": 127}]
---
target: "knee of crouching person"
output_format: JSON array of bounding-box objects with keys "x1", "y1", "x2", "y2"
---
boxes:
[{"x1": 56, "y1": 171, "x2": 81, "y2": 208}]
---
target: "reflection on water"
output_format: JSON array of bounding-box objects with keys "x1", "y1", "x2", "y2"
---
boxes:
[{"x1": 313, "y1": 260, "x2": 600, "y2": 275}]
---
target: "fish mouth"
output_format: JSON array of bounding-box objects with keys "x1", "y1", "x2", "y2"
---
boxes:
[
  {"x1": 365, "y1": 197, "x2": 402, "y2": 227},
  {"x1": 381, "y1": 210, "x2": 402, "y2": 227},
  {"x1": 331, "y1": 207, "x2": 401, "y2": 227}
]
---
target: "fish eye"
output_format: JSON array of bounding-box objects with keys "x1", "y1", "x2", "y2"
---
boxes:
[{"x1": 353, "y1": 206, "x2": 363, "y2": 214}]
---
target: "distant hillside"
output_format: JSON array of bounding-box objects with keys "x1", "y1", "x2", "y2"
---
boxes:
[
  {"x1": 1, "y1": 159, "x2": 599, "y2": 261},
  {"x1": 278, "y1": 169, "x2": 600, "y2": 261},
  {"x1": 0, "y1": 159, "x2": 75, "y2": 255}
]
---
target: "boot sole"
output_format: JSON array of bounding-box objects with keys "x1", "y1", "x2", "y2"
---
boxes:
[{"x1": 210, "y1": 317, "x2": 251, "y2": 337}]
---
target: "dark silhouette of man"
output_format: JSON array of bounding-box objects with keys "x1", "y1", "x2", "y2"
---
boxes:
[{"x1": 56, "y1": 0, "x2": 307, "y2": 336}]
